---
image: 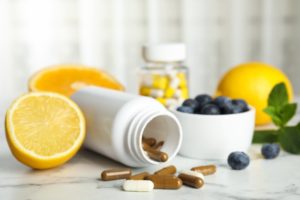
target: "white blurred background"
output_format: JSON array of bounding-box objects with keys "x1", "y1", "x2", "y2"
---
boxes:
[{"x1": 1, "y1": 0, "x2": 300, "y2": 102}]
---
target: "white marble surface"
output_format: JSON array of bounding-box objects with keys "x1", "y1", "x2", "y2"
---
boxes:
[{"x1": 1, "y1": 103, "x2": 300, "y2": 200}]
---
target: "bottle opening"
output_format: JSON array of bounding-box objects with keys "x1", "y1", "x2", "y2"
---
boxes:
[{"x1": 138, "y1": 113, "x2": 182, "y2": 165}]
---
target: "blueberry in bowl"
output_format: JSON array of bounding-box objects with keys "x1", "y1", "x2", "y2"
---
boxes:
[
  {"x1": 200, "y1": 104, "x2": 221, "y2": 115},
  {"x1": 177, "y1": 106, "x2": 194, "y2": 114},
  {"x1": 177, "y1": 94, "x2": 250, "y2": 115},
  {"x1": 182, "y1": 98, "x2": 199, "y2": 111}
]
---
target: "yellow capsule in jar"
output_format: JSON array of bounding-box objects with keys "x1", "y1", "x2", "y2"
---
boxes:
[
  {"x1": 156, "y1": 97, "x2": 178, "y2": 107},
  {"x1": 180, "y1": 87, "x2": 189, "y2": 99},
  {"x1": 140, "y1": 87, "x2": 164, "y2": 98},
  {"x1": 156, "y1": 97, "x2": 167, "y2": 106},
  {"x1": 152, "y1": 75, "x2": 168, "y2": 89},
  {"x1": 177, "y1": 72, "x2": 186, "y2": 80},
  {"x1": 164, "y1": 87, "x2": 176, "y2": 98},
  {"x1": 142, "y1": 74, "x2": 168, "y2": 89},
  {"x1": 177, "y1": 72, "x2": 188, "y2": 88}
]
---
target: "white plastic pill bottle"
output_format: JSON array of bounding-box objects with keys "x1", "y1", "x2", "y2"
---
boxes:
[
  {"x1": 139, "y1": 43, "x2": 189, "y2": 109},
  {"x1": 71, "y1": 87, "x2": 182, "y2": 167}
]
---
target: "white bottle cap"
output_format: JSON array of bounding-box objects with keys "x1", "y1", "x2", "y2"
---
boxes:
[{"x1": 142, "y1": 43, "x2": 186, "y2": 62}]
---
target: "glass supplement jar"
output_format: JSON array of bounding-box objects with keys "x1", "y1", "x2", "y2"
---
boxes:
[{"x1": 140, "y1": 43, "x2": 189, "y2": 109}]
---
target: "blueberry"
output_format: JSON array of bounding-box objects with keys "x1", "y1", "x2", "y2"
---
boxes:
[
  {"x1": 182, "y1": 99, "x2": 199, "y2": 110},
  {"x1": 221, "y1": 101, "x2": 235, "y2": 114},
  {"x1": 214, "y1": 96, "x2": 231, "y2": 108},
  {"x1": 200, "y1": 104, "x2": 221, "y2": 115},
  {"x1": 232, "y1": 99, "x2": 249, "y2": 112},
  {"x1": 195, "y1": 94, "x2": 212, "y2": 108},
  {"x1": 221, "y1": 100, "x2": 244, "y2": 114},
  {"x1": 177, "y1": 106, "x2": 194, "y2": 114},
  {"x1": 227, "y1": 151, "x2": 250, "y2": 170},
  {"x1": 231, "y1": 104, "x2": 243, "y2": 114},
  {"x1": 261, "y1": 143, "x2": 280, "y2": 159}
]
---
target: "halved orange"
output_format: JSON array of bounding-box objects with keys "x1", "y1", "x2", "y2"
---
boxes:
[
  {"x1": 29, "y1": 64, "x2": 125, "y2": 96},
  {"x1": 5, "y1": 92, "x2": 86, "y2": 169}
]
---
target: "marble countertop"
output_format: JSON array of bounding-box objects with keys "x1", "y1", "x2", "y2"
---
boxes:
[{"x1": 1, "y1": 102, "x2": 300, "y2": 200}]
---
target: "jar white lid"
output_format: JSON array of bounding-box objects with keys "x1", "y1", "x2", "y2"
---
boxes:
[{"x1": 142, "y1": 43, "x2": 186, "y2": 62}]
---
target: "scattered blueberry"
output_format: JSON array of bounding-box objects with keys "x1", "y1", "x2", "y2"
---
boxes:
[
  {"x1": 227, "y1": 151, "x2": 250, "y2": 170},
  {"x1": 177, "y1": 106, "x2": 194, "y2": 114},
  {"x1": 261, "y1": 143, "x2": 280, "y2": 159},
  {"x1": 195, "y1": 94, "x2": 212, "y2": 108},
  {"x1": 200, "y1": 104, "x2": 221, "y2": 115},
  {"x1": 232, "y1": 99, "x2": 249, "y2": 112},
  {"x1": 182, "y1": 99, "x2": 199, "y2": 110}
]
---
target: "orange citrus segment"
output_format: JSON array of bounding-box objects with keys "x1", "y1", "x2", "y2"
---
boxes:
[
  {"x1": 29, "y1": 64, "x2": 125, "y2": 96},
  {"x1": 5, "y1": 92, "x2": 86, "y2": 169}
]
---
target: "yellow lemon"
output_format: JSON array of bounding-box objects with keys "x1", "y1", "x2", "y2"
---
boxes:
[
  {"x1": 29, "y1": 64, "x2": 125, "y2": 96},
  {"x1": 216, "y1": 62, "x2": 293, "y2": 125},
  {"x1": 5, "y1": 92, "x2": 86, "y2": 169}
]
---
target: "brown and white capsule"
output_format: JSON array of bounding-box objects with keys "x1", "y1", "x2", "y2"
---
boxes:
[
  {"x1": 191, "y1": 165, "x2": 216, "y2": 176},
  {"x1": 146, "y1": 175, "x2": 182, "y2": 189},
  {"x1": 129, "y1": 172, "x2": 150, "y2": 180},
  {"x1": 101, "y1": 168, "x2": 132, "y2": 181},
  {"x1": 145, "y1": 148, "x2": 168, "y2": 162},
  {"x1": 154, "y1": 165, "x2": 177, "y2": 175}
]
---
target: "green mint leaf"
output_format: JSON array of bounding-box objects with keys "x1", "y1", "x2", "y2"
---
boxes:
[
  {"x1": 279, "y1": 103, "x2": 297, "y2": 126},
  {"x1": 279, "y1": 124, "x2": 300, "y2": 154},
  {"x1": 268, "y1": 82, "x2": 288, "y2": 107},
  {"x1": 264, "y1": 106, "x2": 283, "y2": 127},
  {"x1": 252, "y1": 130, "x2": 279, "y2": 143}
]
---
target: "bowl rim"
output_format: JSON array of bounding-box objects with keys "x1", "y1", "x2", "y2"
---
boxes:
[{"x1": 171, "y1": 105, "x2": 255, "y2": 118}]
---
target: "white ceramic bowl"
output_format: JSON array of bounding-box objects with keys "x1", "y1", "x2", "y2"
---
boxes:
[{"x1": 172, "y1": 107, "x2": 255, "y2": 160}]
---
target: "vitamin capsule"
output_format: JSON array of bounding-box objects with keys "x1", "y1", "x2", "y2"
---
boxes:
[
  {"x1": 145, "y1": 148, "x2": 168, "y2": 162},
  {"x1": 154, "y1": 165, "x2": 177, "y2": 175},
  {"x1": 156, "y1": 97, "x2": 177, "y2": 107},
  {"x1": 142, "y1": 142, "x2": 152, "y2": 150},
  {"x1": 182, "y1": 88, "x2": 189, "y2": 99},
  {"x1": 140, "y1": 87, "x2": 164, "y2": 98},
  {"x1": 177, "y1": 73, "x2": 187, "y2": 88},
  {"x1": 191, "y1": 165, "x2": 217, "y2": 176},
  {"x1": 101, "y1": 168, "x2": 132, "y2": 181},
  {"x1": 129, "y1": 172, "x2": 150, "y2": 180},
  {"x1": 178, "y1": 173, "x2": 204, "y2": 189},
  {"x1": 141, "y1": 74, "x2": 168, "y2": 89},
  {"x1": 123, "y1": 180, "x2": 154, "y2": 192},
  {"x1": 176, "y1": 88, "x2": 188, "y2": 99},
  {"x1": 142, "y1": 137, "x2": 156, "y2": 147},
  {"x1": 153, "y1": 141, "x2": 164, "y2": 150},
  {"x1": 164, "y1": 87, "x2": 176, "y2": 98},
  {"x1": 180, "y1": 170, "x2": 205, "y2": 180},
  {"x1": 169, "y1": 78, "x2": 180, "y2": 89},
  {"x1": 146, "y1": 175, "x2": 182, "y2": 189}
]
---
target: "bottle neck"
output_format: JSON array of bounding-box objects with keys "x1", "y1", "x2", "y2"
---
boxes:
[{"x1": 127, "y1": 107, "x2": 182, "y2": 166}]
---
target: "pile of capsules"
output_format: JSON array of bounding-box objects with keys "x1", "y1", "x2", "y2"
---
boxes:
[
  {"x1": 101, "y1": 164, "x2": 216, "y2": 192},
  {"x1": 139, "y1": 72, "x2": 189, "y2": 108},
  {"x1": 142, "y1": 137, "x2": 168, "y2": 162}
]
